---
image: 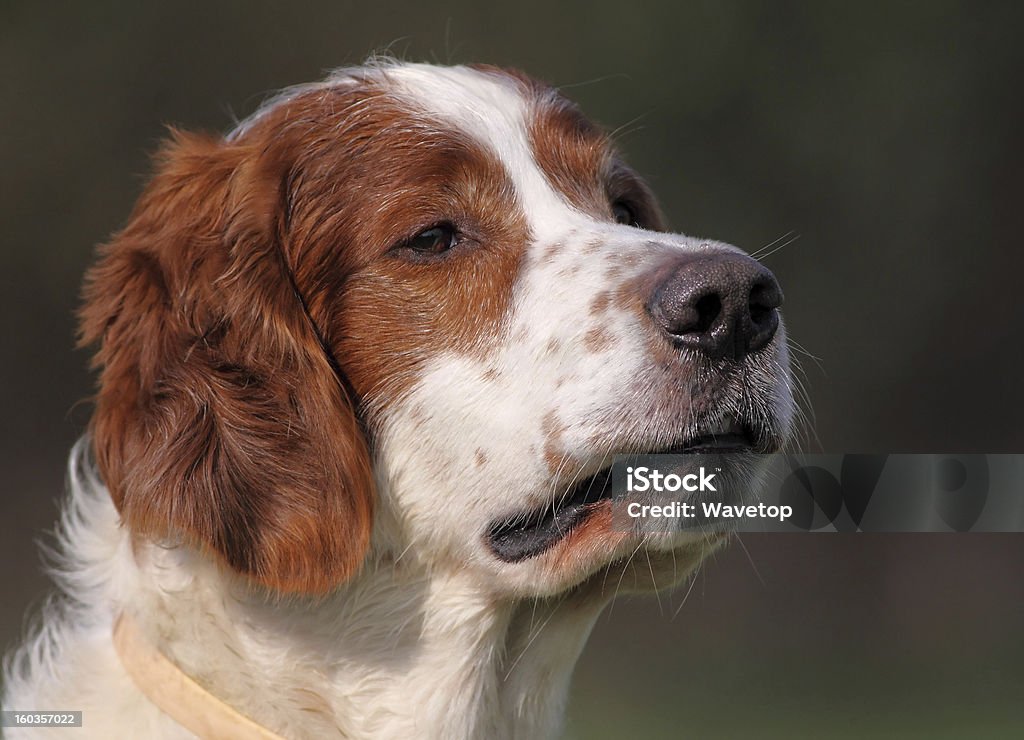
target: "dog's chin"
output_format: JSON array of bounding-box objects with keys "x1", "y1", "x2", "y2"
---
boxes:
[
  {"x1": 595, "y1": 534, "x2": 731, "y2": 594},
  {"x1": 496, "y1": 528, "x2": 732, "y2": 601}
]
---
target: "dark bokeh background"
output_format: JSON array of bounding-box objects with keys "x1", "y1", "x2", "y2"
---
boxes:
[{"x1": 3, "y1": 1, "x2": 1023, "y2": 736}]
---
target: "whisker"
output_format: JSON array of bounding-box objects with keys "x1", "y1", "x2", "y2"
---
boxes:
[
  {"x1": 733, "y1": 535, "x2": 766, "y2": 587},
  {"x1": 671, "y1": 553, "x2": 704, "y2": 620},
  {"x1": 749, "y1": 230, "x2": 797, "y2": 260},
  {"x1": 643, "y1": 543, "x2": 664, "y2": 615},
  {"x1": 607, "y1": 540, "x2": 646, "y2": 618},
  {"x1": 608, "y1": 111, "x2": 652, "y2": 142}
]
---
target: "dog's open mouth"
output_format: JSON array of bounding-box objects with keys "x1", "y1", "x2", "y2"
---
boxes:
[{"x1": 486, "y1": 417, "x2": 762, "y2": 563}]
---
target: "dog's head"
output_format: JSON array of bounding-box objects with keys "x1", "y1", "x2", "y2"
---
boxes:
[{"x1": 81, "y1": 62, "x2": 793, "y2": 597}]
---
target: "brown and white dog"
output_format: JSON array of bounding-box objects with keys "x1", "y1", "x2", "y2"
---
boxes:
[{"x1": 3, "y1": 61, "x2": 793, "y2": 738}]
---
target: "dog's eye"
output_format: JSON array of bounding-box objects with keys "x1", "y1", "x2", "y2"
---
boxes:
[
  {"x1": 612, "y1": 201, "x2": 639, "y2": 227},
  {"x1": 404, "y1": 223, "x2": 459, "y2": 255}
]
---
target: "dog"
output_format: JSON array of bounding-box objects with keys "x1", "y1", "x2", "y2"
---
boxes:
[{"x1": 2, "y1": 61, "x2": 793, "y2": 738}]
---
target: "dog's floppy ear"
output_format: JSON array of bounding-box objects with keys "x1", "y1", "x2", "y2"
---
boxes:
[{"x1": 80, "y1": 130, "x2": 374, "y2": 595}]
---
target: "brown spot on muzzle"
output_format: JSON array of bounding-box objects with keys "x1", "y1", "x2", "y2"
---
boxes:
[
  {"x1": 589, "y1": 290, "x2": 612, "y2": 317},
  {"x1": 583, "y1": 326, "x2": 612, "y2": 353},
  {"x1": 541, "y1": 410, "x2": 571, "y2": 475},
  {"x1": 540, "y1": 242, "x2": 563, "y2": 264}
]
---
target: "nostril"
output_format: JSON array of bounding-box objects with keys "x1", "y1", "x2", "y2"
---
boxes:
[
  {"x1": 748, "y1": 280, "x2": 782, "y2": 327},
  {"x1": 692, "y1": 293, "x2": 722, "y2": 334}
]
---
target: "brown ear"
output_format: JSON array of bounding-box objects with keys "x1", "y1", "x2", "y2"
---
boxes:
[{"x1": 80, "y1": 130, "x2": 374, "y2": 594}]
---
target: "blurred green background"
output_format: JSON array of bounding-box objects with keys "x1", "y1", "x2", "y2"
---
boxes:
[{"x1": 2, "y1": 1, "x2": 1023, "y2": 736}]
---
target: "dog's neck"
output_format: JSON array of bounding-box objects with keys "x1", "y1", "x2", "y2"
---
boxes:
[{"x1": 130, "y1": 543, "x2": 612, "y2": 739}]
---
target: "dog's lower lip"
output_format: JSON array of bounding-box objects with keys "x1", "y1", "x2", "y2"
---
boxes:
[{"x1": 487, "y1": 467, "x2": 612, "y2": 563}]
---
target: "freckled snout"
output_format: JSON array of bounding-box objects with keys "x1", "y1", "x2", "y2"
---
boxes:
[{"x1": 649, "y1": 251, "x2": 783, "y2": 361}]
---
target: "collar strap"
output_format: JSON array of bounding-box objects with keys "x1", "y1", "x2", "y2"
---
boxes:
[{"x1": 112, "y1": 613, "x2": 285, "y2": 740}]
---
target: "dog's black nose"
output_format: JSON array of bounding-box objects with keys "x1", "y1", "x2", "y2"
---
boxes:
[{"x1": 650, "y1": 251, "x2": 783, "y2": 361}]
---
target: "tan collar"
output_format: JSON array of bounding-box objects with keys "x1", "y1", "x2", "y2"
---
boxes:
[{"x1": 112, "y1": 613, "x2": 285, "y2": 740}]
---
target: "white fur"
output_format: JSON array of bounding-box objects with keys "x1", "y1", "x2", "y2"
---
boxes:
[{"x1": 3, "y1": 62, "x2": 792, "y2": 738}]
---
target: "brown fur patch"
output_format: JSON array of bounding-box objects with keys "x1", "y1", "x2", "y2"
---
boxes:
[
  {"x1": 526, "y1": 94, "x2": 612, "y2": 220},
  {"x1": 589, "y1": 290, "x2": 612, "y2": 316},
  {"x1": 543, "y1": 442, "x2": 564, "y2": 476},
  {"x1": 540, "y1": 242, "x2": 562, "y2": 264},
  {"x1": 473, "y1": 64, "x2": 667, "y2": 231},
  {"x1": 541, "y1": 410, "x2": 560, "y2": 438},
  {"x1": 619, "y1": 251, "x2": 642, "y2": 267},
  {"x1": 583, "y1": 326, "x2": 612, "y2": 353}
]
